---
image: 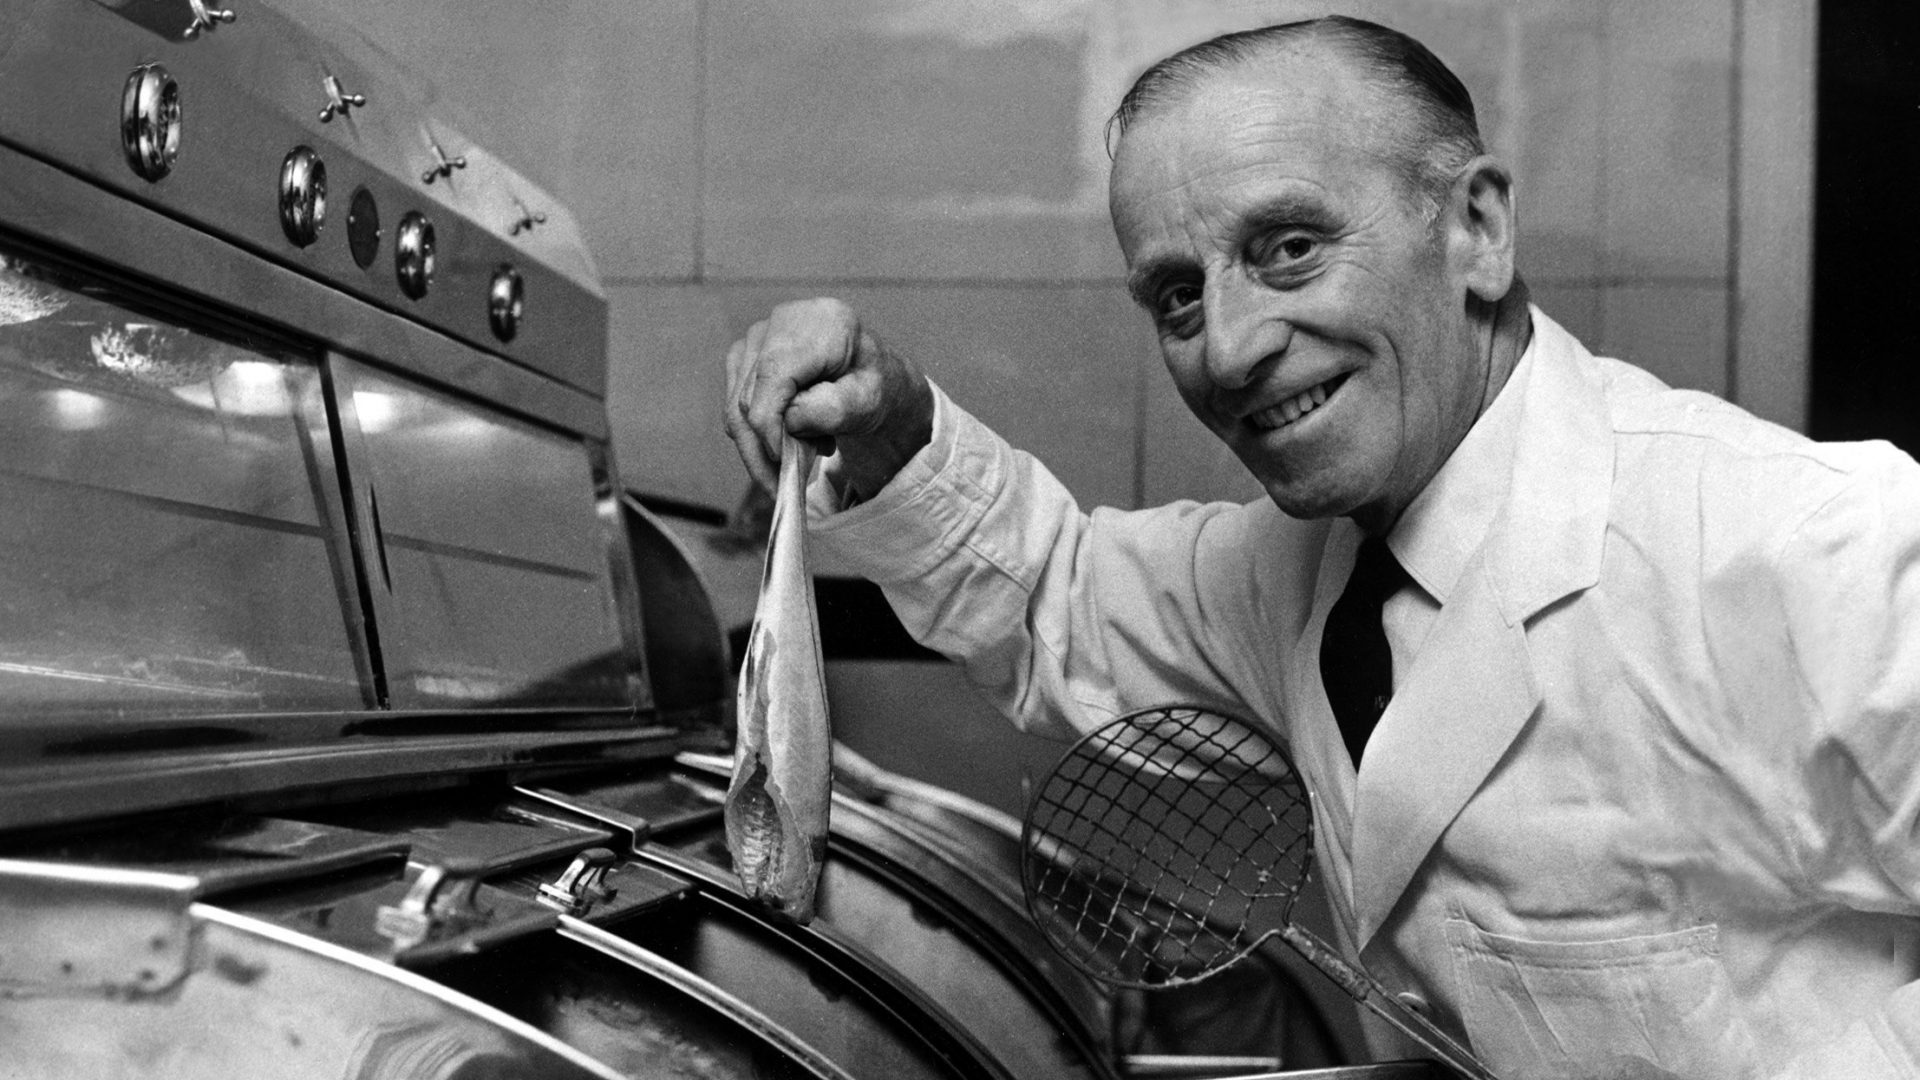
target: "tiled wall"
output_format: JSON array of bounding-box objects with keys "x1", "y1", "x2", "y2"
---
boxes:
[
  {"x1": 332, "y1": 0, "x2": 1797, "y2": 513},
  {"x1": 331, "y1": 0, "x2": 1808, "y2": 812}
]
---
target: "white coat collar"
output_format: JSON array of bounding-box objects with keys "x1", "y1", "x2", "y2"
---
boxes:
[{"x1": 1342, "y1": 306, "x2": 1615, "y2": 951}]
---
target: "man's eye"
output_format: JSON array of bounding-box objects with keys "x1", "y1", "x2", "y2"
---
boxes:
[
  {"x1": 1157, "y1": 283, "x2": 1201, "y2": 316},
  {"x1": 1254, "y1": 231, "x2": 1318, "y2": 265},
  {"x1": 1155, "y1": 283, "x2": 1203, "y2": 337}
]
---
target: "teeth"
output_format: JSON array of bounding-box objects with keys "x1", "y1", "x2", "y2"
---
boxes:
[{"x1": 1255, "y1": 381, "x2": 1332, "y2": 430}]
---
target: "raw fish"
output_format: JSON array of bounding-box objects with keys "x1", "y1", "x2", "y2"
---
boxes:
[{"x1": 724, "y1": 435, "x2": 831, "y2": 923}]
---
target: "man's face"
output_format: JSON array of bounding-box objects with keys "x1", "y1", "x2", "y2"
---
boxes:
[{"x1": 1111, "y1": 51, "x2": 1493, "y2": 530}]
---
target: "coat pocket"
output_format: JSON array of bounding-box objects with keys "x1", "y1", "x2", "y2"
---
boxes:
[{"x1": 1444, "y1": 918, "x2": 1757, "y2": 1080}]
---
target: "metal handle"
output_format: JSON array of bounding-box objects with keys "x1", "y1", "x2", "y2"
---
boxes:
[
  {"x1": 1277, "y1": 925, "x2": 1501, "y2": 1080},
  {"x1": 421, "y1": 140, "x2": 467, "y2": 184},
  {"x1": 510, "y1": 197, "x2": 548, "y2": 236},
  {"x1": 537, "y1": 848, "x2": 620, "y2": 916},
  {"x1": 375, "y1": 865, "x2": 482, "y2": 952},
  {"x1": 318, "y1": 74, "x2": 365, "y2": 123},
  {"x1": 182, "y1": 0, "x2": 234, "y2": 38}
]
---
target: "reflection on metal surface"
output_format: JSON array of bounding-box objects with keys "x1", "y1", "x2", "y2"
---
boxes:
[
  {"x1": 0, "y1": 248, "x2": 363, "y2": 720},
  {"x1": 279, "y1": 145, "x2": 327, "y2": 248},
  {"x1": 47, "y1": 387, "x2": 106, "y2": 430},
  {"x1": 318, "y1": 73, "x2": 365, "y2": 123},
  {"x1": 0, "y1": 858, "x2": 198, "y2": 994},
  {"x1": 1, "y1": 816, "x2": 410, "y2": 899},
  {"x1": 0, "y1": 257, "x2": 65, "y2": 326},
  {"x1": 489, "y1": 263, "x2": 523, "y2": 341},
  {"x1": 332, "y1": 356, "x2": 633, "y2": 712},
  {"x1": 352, "y1": 387, "x2": 399, "y2": 432},
  {"x1": 87, "y1": 321, "x2": 234, "y2": 385},
  {"x1": 395, "y1": 211, "x2": 435, "y2": 299},
  {"x1": 182, "y1": 0, "x2": 234, "y2": 39},
  {"x1": 1, "y1": 901, "x2": 628, "y2": 1080},
  {"x1": 120, "y1": 63, "x2": 180, "y2": 181},
  {"x1": 172, "y1": 358, "x2": 298, "y2": 416},
  {"x1": 555, "y1": 920, "x2": 856, "y2": 1080}
]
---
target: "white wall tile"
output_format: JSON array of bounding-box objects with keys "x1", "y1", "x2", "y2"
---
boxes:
[
  {"x1": 1601, "y1": 0, "x2": 1735, "y2": 281},
  {"x1": 1601, "y1": 284, "x2": 1730, "y2": 396}
]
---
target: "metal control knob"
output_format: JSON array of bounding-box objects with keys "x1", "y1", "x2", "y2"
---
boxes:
[
  {"x1": 278, "y1": 146, "x2": 327, "y2": 248},
  {"x1": 394, "y1": 211, "x2": 435, "y2": 299},
  {"x1": 489, "y1": 264, "x2": 524, "y2": 342},
  {"x1": 120, "y1": 64, "x2": 180, "y2": 182}
]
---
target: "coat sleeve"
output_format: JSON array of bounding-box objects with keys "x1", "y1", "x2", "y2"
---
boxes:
[
  {"x1": 807, "y1": 384, "x2": 1293, "y2": 743},
  {"x1": 1767, "y1": 445, "x2": 1920, "y2": 1079}
]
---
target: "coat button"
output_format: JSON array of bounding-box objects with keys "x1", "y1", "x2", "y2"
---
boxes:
[{"x1": 1394, "y1": 990, "x2": 1430, "y2": 1014}]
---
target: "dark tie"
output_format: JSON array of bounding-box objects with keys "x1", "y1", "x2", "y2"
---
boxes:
[{"x1": 1319, "y1": 536, "x2": 1412, "y2": 767}]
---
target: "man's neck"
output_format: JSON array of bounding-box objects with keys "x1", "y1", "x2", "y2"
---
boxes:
[
  {"x1": 1483, "y1": 277, "x2": 1534, "y2": 407},
  {"x1": 1351, "y1": 279, "x2": 1535, "y2": 539}
]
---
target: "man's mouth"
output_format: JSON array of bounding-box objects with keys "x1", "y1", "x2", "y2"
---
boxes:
[{"x1": 1248, "y1": 373, "x2": 1348, "y2": 431}]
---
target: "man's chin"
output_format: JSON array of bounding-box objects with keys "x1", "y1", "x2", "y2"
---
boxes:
[{"x1": 1260, "y1": 480, "x2": 1363, "y2": 522}]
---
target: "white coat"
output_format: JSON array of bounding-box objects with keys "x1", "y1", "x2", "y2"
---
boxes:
[{"x1": 811, "y1": 309, "x2": 1920, "y2": 1078}]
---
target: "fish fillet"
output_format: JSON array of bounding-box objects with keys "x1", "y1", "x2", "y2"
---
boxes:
[{"x1": 724, "y1": 435, "x2": 831, "y2": 923}]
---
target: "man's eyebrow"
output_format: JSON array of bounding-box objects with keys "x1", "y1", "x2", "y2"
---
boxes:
[
  {"x1": 1240, "y1": 193, "x2": 1339, "y2": 235},
  {"x1": 1125, "y1": 259, "x2": 1188, "y2": 309}
]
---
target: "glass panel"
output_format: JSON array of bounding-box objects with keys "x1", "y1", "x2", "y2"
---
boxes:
[
  {"x1": 0, "y1": 251, "x2": 365, "y2": 718},
  {"x1": 335, "y1": 359, "x2": 632, "y2": 711}
]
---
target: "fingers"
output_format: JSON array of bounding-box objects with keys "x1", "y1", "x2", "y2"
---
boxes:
[
  {"x1": 724, "y1": 320, "x2": 778, "y2": 491},
  {"x1": 724, "y1": 300, "x2": 861, "y2": 489}
]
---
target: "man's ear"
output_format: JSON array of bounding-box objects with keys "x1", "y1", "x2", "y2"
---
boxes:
[{"x1": 1446, "y1": 156, "x2": 1517, "y2": 305}]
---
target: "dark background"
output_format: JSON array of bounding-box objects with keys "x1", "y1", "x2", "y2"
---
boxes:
[{"x1": 1809, "y1": 0, "x2": 1920, "y2": 451}]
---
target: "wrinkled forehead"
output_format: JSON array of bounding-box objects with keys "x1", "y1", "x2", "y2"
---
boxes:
[{"x1": 1109, "y1": 46, "x2": 1410, "y2": 192}]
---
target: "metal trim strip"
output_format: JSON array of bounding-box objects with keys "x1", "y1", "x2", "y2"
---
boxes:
[
  {"x1": 558, "y1": 918, "x2": 857, "y2": 1080},
  {"x1": 0, "y1": 726, "x2": 679, "y2": 832}
]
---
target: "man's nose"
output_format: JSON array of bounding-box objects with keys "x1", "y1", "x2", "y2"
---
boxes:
[{"x1": 1201, "y1": 270, "x2": 1289, "y2": 388}]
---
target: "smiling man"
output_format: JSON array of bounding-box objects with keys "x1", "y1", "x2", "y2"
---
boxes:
[{"x1": 720, "y1": 16, "x2": 1920, "y2": 1078}]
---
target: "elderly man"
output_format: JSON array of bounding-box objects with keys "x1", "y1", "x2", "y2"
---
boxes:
[{"x1": 722, "y1": 16, "x2": 1920, "y2": 1079}]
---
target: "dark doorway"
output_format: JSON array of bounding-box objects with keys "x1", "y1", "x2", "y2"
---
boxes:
[{"x1": 1808, "y1": 0, "x2": 1920, "y2": 451}]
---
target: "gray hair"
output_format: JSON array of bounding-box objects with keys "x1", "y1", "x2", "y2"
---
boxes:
[{"x1": 1109, "y1": 16, "x2": 1487, "y2": 218}]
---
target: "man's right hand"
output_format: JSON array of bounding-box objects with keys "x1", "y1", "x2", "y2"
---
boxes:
[{"x1": 723, "y1": 298, "x2": 935, "y2": 503}]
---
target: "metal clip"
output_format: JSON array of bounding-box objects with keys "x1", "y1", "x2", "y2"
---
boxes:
[
  {"x1": 510, "y1": 197, "x2": 547, "y2": 237},
  {"x1": 421, "y1": 140, "x2": 467, "y2": 185},
  {"x1": 182, "y1": 0, "x2": 235, "y2": 38},
  {"x1": 375, "y1": 865, "x2": 482, "y2": 953},
  {"x1": 318, "y1": 75, "x2": 365, "y2": 123},
  {"x1": 537, "y1": 847, "x2": 619, "y2": 917}
]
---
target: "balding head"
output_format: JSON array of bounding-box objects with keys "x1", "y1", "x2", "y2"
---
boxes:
[{"x1": 1110, "y1": 16, "x2": 1486, "y2": 219}]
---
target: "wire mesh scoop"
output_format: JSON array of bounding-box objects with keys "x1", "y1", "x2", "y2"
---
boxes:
[{"x1": 1021, "y1": 704, "x2": 1500, "y2": 1080}]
